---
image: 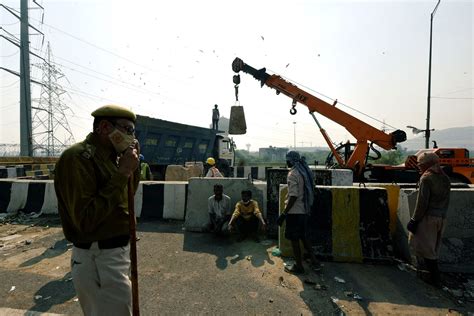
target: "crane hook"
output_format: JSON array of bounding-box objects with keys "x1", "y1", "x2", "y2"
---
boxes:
[{"x1": 290, "y1": 99, "x2": 297, "y2": 115}]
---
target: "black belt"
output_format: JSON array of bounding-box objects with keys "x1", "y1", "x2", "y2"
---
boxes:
[{"x1": 74, "y1": 235, "x2": 130, "y2": 250}]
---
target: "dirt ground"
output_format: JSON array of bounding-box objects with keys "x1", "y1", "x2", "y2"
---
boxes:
[{"x1": 0, "y1": 214, "x2": 472, "y2": 315}]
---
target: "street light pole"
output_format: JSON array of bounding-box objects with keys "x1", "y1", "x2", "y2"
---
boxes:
[
  {"x1": 293, "y1": 122, "x2": 296, "y2": 149},
  {"x1": 426, "y1": 0, "x2": 441, "y2": 149}
]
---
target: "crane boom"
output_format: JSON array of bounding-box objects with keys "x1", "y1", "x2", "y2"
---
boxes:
[{"x1": 231, "y1": 57, "x2": 407, "y2": 177}]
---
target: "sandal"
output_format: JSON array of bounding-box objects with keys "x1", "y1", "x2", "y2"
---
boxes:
[{"x1": 284, "y1": 264, "x2": 305, "y2": 274}]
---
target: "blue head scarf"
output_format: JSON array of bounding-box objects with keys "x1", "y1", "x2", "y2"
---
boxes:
[{"x1": 286, "y1": 151, "x2": 315, "y2": 213}]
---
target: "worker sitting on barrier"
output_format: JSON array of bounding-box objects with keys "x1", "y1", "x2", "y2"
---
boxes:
[
  {"x1": 139, "y1": 154, "x2": 153, "y2": 181},
  {"x1": 228, "y1": 190, "x2": 266, "y2": 242},
  {"x1": 206, "y1": 184, "x2": 231, "y2": 236},
  {"x1": 205, "y1": 157, "x2": 223, "y2": 177}
]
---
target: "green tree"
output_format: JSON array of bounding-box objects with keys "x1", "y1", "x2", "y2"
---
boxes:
[{"x1": 375, "y1": 148, "x2": 408, "y2": 165}]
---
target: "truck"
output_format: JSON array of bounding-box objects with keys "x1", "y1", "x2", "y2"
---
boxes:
[
  {"x1": 369, "y1": 147, "x2": 474, "y2": 184},
  {"x1": 230, "y1": 57, "x2": 474, "y2": 184},
  {"x1": 135, "y1": 114, "x2": 235, "y2": 180}
]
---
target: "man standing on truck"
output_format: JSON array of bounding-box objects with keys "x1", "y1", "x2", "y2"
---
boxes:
[
  {"x1": 54, "y1": 104, "x2": 140, "y2": 315},
  {"x1": 205, "y1": 157, "x2": 223, "y2": 177},
  {"x1": 407, "y1": 152, "x2": 450, "y2": 287},
  {"x1": 212, "y1": 104, "x2": 220, "y2": 130}
]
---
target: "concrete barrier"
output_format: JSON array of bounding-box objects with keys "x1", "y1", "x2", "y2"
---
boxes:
[
  {"x1": 0, "y1": 166, "x2": 26, "y2": 178},
  {"x1": 41, "y1": 181, "x2": 58, "y2": 214},
  {"x1": 7, "y1": 180, "x2": 29, "y2": 213},
  {"x1": 184, "y1": 178, "x2": 266, "y2": 232},
  {"x1": 394, "y1": 188, "x2": 474, "y2": 273},
  {"x1": 234, "y1": 166, "x2": 269, "y2": 180},
  {"x1": 133, "y1": 181, "x2": 188, "y2": 220},
  {"x1": 0, "y1": 179, "x2": 12, "y2": 211},
  {"x1": 362, "y1": 183, "x2": 401, "y2": 237},
  {"x1": 279, "y1": 185, "x2": 392, "y2": 263},
  {"x1": 0, "y1": 179, "x2": 188, "y2": 221},
  {"x1": 267, "y1": 168, "x2": 353, "y2": 238}
]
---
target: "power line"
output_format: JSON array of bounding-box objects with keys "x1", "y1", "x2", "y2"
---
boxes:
[
  {"x1": 25, "y1": 15, "x2": 178, "y2": 80},
  {"x1": 0, "y1": 50, "x2": 19, "y2": 58},
  {"x1": 1, "y1": 21, "x2": 20, "y2": 26},
  {"x1": 48, "y1": 59, "x2": 162, "y2": 98},
  {"x1": 0, "y1": 79, "x2": 19, "y2": 88},
  {"x1": 433, "y1": 87, "x2": 474, "y2": 96},
  {"x1": 431, "y1": 96, "x2": 473, "y2": 100},
  {"x1": 267, "y1": 69, "x2": 400, "y2": 131}
]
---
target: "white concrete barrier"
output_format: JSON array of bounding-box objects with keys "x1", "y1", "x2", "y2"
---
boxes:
[
  {"x1": 163, "y1": 182, "x2": 187, "y2": 220},
  {"x1": 7, "y1": 181, "x2": 29, "y2": 213},
  {"x1": 41, "y1": 181, "x2": 58, "y2": 214},
  {"x1": 395, "y1": 188, "x2": 474, "y2": 273},
  {"x1": 184, "y1": 178, "x2": 266, "y2": 232}
]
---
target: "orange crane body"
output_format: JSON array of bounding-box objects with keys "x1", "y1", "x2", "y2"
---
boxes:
[{"x1": 232, "y1": 58, "x2": 407, "y2": 177}]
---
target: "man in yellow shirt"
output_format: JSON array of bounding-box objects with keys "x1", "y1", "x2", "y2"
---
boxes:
[{"x1": 228, "y1": 190, "x2": 266, "y2": 242}]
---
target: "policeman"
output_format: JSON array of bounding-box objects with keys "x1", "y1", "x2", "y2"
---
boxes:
[{"x1": 54, "y1": 104, "x2": 140, "y2": 315}]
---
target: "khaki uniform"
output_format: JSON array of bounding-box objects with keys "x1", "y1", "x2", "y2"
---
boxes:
[
  {"x1": 409, "y1": 172, "x2": 450, "y2": 260},
  {"x1": 55, "y1": 132, "x2": 139, "y2": 315}
]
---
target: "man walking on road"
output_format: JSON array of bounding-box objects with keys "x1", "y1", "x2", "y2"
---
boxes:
[
  {"x1": 277, "y1": 151, "x2": 320, "y2": 274},
  {"x1": 55, "y1": 104, "x2": 140, "y2": 315},
  {"x1": 407, "y1": 152, "x2": 450, "y2": 287}
]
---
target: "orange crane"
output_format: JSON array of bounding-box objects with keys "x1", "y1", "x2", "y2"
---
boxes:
[{"x1": 230, "y1": 57, "x2": 407, "y2": 179}]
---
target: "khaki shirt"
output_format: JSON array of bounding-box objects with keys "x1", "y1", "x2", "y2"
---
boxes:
[
  {"x1": 413, "y1": 172, "x2": 451, "y2": 220},
  {"x1": 54, "y1": 133, "x2": 140, "y2": 243}
]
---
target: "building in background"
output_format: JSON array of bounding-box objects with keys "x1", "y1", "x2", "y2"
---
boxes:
[{"x1": 259, "y1": 146, "x2": 289, "y2": 162}]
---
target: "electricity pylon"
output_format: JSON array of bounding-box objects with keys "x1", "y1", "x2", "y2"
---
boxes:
[{"x1": 32, "y1": 42, "x2": 75, "y2": 156}]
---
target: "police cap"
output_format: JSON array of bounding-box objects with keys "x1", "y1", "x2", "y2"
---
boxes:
[{"x1": 91, "y1": 104, "x2": 136, "y2": 122}]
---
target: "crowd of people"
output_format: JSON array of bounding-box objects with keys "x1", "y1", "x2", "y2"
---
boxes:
[{"x1": 54, "y1": 104, "x2": 451, "y2": 315}]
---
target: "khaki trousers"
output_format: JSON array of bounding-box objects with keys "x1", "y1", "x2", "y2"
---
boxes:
[{"x1": 71, "y1": 242, "x2": 132, "y2": 316}]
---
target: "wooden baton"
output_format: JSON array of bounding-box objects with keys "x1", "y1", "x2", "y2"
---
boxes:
[{"x1": 128, "y1": 175, "x2": 140, "y2": 316}]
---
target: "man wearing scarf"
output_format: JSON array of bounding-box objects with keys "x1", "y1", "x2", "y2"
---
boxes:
[
  {"x1": 407, "y1": 152, "x2": 450, "y2": 287},
  {"x1": 278, "y1": 151, "x2": 320, "y2": 274}
]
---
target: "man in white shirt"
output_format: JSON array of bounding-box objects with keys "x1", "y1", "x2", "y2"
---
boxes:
[
  {"x1": 207, "y1": 184, "x2": 231, "y2": 236},
  {"x1": 277, "y1": 151, "x2": 321, "y2": 274}
]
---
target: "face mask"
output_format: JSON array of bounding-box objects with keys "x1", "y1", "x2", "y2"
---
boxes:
[{"x1": 109, "y1": 128, "x2": 135, "y2": 153}]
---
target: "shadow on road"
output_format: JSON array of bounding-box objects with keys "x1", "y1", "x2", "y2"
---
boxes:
[
  {"x1": 28, "y1": 272, "x2": 76, "y2": 313},
  {"x1": 137, "y1": 219, "x2": 276, "y2": 270},
  {"x1": 291, "y1": 261, "x2": 465, "y2": 315},
  {"x1": 19, "y1": 239, "x2": 70, "y2": 267},
  {"x1": 183, "y1": 230, "x2": 276, "y2": 270}
]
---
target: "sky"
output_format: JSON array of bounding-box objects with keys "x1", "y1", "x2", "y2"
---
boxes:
[{"x1": 1, "y1": 0, "x2": 472, "y2": 153}]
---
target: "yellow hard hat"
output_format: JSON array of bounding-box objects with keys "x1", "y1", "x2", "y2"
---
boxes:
[{"x1": 206, "y1": 157, "x2": 216, "y2": 165}]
